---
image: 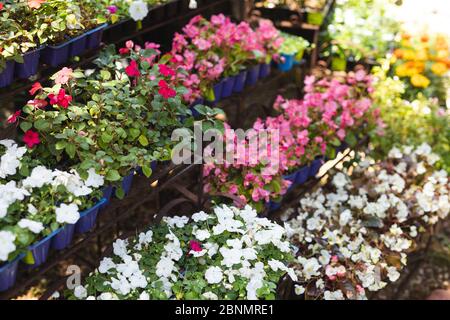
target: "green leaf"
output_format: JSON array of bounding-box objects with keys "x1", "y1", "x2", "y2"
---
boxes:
[
  {"x1": 101, "y1": 132, "x2": 113, "y2": 143},
  {"x1": 138, "y1": 135, "x2": 149, "y2": 147},
  {"x1": 141, "y1": 165, "x2": 152, "y2": 178},
  {"x1": 65, "y1": 143, "x2": 76, "y2": 159},
  {"x1": 106, "y1": 169, "x2": 121, "y2": 182},
  {"x1": 20, "y1": 122, "x2": 32, "y2": 132},
  {"x1": 55, "y1": 140, "x2": 66, "y2": 150}
]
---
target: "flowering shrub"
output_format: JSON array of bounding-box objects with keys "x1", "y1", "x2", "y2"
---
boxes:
[
  {"x1": 0, "y1": 140, "x2": 103, "y2": 264},
  {"x1": 284, "y1": 144, "x2": 449, "y2": 300},
  {"x1": 170, "y1": 15, "x2": 283, "y2": 102},
  {"x1": 370, "y1": 65, "x2": 450, "y2": 173},
  {"x1": 68, "y1": 205, "x2": 297, "y2": 300},
  {"x1": 204, "y1": 70, "x2": 382, "y2": 211},
  {"x1": 390, "y1": 33, "x2": 449, "y2": 103}
]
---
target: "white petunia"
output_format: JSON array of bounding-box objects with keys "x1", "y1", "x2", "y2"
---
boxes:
[
  {"x1": 74, "y1": 286, "x2": 87, "y2": 299},
  {"x1": 55, "y1": 203, "x2": 80, "y2": 224},
  {"x1": 192, "y1": 211, "x2": 209, "y2": 222},
  {"x1": 129, "y1": 0, "x2": 148, "y2": 21},
  {"x1": 0, "y1": 231, "x2": 16, "y2": 261},
  {"x1": 194, "y1": 229, "x2": 210, "y2": 241},
  {"x1": 85, "y1": 168, "x2": 104, "y2": 188},
  {"x1": 18, "y1": 219, "x2": 44, "y2": 234},
  {"x1": 205, "y1": 266, "x2": 223, "y2": 284}
]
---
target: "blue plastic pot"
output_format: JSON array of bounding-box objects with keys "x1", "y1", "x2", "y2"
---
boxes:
[
  {"x1": 207, "y1": 80, "x2": 224, "y2": 104},
  {"x1": 267, "y1": 200, "x2": 282, "y2": 212},
  {"x1": 23, "y1": 230, "x2": 59, "y2": 268},
  {"x1": 283, "y1": 171, "x2": 298, "y2": 191},
  {"x1": 0, "y1": 61, "x2": 15, "y2": 88},
  {"x1": 190, "y1": 98, "x2": 204, "y2": 118},
  {"x1": 246, "y1": 64, "x2": 261, "y2": 86},
  {"x1": 121, "y1": 170, "x2": 135, "y2": 196},
  {"x1": 277, "y1": 54, "x2": 294, "y2": 72},
  {"x1": 233, "y1": 70, "x2": 247, "y2": 93},
  {"x1": 15, "y1": 47, "x2": 42, "y2": 79},
  {"x1": 102, "y1": 185, "x2": 114, "y2": 201},
  {"x1": 0, "y1": 254, "x2": 24, "y2": 292},
  {"x1": 51, "y1": 224, "x2": 76, "y2": 251},
  {"x1": 259, "y1": 63, "x2": 271, "y2": 79},
  {"x1": 69, "y1": 33, "x2": 88, "y2": 57},
  {"x1": 221, "y1": 76, "x2": 236, "y2": 98},
  {"x1": 85, "y1": 24, "x2": 107, "y2": 49},
  {"x1": 41, "y1": 42, "x2": 70, "y2": 67},
  {"x1": 309, "y1": 157, "x2": 324, "y2": 178},
  {"x1": 295, "y1": 166, "x2": 310, "y2": 185},
  {"x1": 75, "y1": 198, "x2": 109, "y2": 234}
]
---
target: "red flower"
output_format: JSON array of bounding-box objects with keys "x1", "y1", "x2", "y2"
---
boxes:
[
  {"x1": 189, "y1": 240, "x2": 202, "y2": 253},
  {"x1": 28, "y1": 99, "x2": 48, "y2": 109},
  {"x1": 48, "y1": 89, "x2": 72, "y2": 109},
  {"x1": 7, "y1": 111, "x2": 21, "y2": 124},
  {"x1": 125, "y1": 60, "x2": 140, "y2": 77},
  {"x1": 23, "y1": 130, "x2": 40, "y2": 148},
  {"x1": 158, "y1": 80, "x2": 176, "y2": 99},
  {"x1": 0, "y1": 3, "x2": 3, "y2": 10},
  {"x1": 119, "y1": 47, "x2": 130, "y2": 55},
  {"x1": 29, "y1": 82, "x2": 42, "y2": 95},
  {"x1": 158, "y1": 64, "x2": 175, "y2": 77}
]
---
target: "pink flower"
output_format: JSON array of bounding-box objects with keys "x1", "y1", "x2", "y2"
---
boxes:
[
  {"x1": 158, "y1": 64, "x2": 176, "y2": 77},
  {"x1": 107, "y1": 5, "x2": 117, "y2": 14},
  {"x1": 7, "y1": 111, "x2": 21, "y2": 124},
  {"x1": 158, "y1": 80, "x2": 176, "y2": 99},
  {"x1": 125, "y1": 60, "x2": 140, "y2": 77},
  {"x1": 48, "y1": 89, "x2": 72, "y2": 109},
  {"x1": 29, "y1": 82, "x2": 42, "y2": 95},
  {"x1": 54, "y1": 67, "x2": 73, "y2": 85},
  {"x1": 189, "y1": 240, "x2": 202, "y2": 253},
  {"x1": 23, "y1": 130, "x2": 40, "y2": 148}
]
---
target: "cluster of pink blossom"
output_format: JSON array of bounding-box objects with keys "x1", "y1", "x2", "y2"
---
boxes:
[
  {"x1": 170, "y1": 14, "x2": 283, "y2": 102},
  {"x1": 204, "y1": 70, "x2": 383, "y2": 211}
]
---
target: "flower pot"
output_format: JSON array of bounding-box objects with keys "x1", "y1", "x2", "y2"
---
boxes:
[
  {"x1": 69, "y1": 33, "x2": 88, "y2": 58},
  {"x1": 283, "y1": 171, "x2": 298, "y2": 191},
  {"x1": 0, "y1": 255, "x2": 24, "y2": 292},
  {"x1": 259, "y1": 63, "x2": 271, "y2": 79},
  {"x1": 15, "y1": 47, "x2": 43, "y2": 79},
  {"x1": 277, "y1": 54, "x2": 294, "y2": 72},
  {"x1": 294, "y1": 49, "x2": 305, "y2": 65},
  {"x1": 190, "y1": 97, "x2": 204, "y2": 117},
  {"x1": 267, "y1": 200, "x2": 282, "y2": 212},
  {"x1": 206, "y1": 80, "x2": 224, "y2": 103},
  {"x1": 23, "y1": 230, "x2": 59, "y2": 268},
  {"x1": 221, "y1": 76, "x2": 236, "y2": 98},
  {"x1": 0, "y1": 61, "x2": 15, "y2": 88},
  {"x1": 246, "y1": 64, "x2": 261, "y2": 86},
  {"x1": 86, "y1": 24, "x2": 108, "y2": 49},
  {"x1": 41, "y1": 42, "x2": 71, "y2": 67},
  {"x1": 233, "y1": 70, "x2": 247, "y2": 93},
  {"x1": 165, "y1": 0, "x2": 179, "y2": 18},
  {"x1": 51, "y1": 224, "x2": 76, "y2": 251},
  {"x1": 102, "y1": 185, "x2": 114, "y2": 202},
  {"x1": 309, "y1": 156, "x2": 324, "y2": 178},
  {"x1": 295, "y1": 166, "x2": 310, "y2": 185},
  {"x1": 75, "y1": 198, "x2": 109, "y2": 234},
  {"x1": 307, "y1": 11, "x2": 324, "y2": 26},
  {"x1": 121, "y1": 170, "x2": 135, "y2": 196}
]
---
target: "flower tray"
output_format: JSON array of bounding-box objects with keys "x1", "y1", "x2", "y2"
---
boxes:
[
  {"x1": 0, "y1": 254, "x2": 24, "y2": 292},
  {"x1": 246, "y1": 64, "x2": 261, "y2": 86},
  {"x1": 23, "y1": 229, "x2": 59, "y2": 268},
  {"x1": 295, "y1": 165, "x2": 311, "y2": 185},
  {"x1": 259, "y1": 63, "x2": 271, "y2": 79},
  {"x1": 221, "y1": 76, "x2": 236, "y2": 98},
  {"x1": 233, "y1": 70, "x2": 248, "y2": 93},
  {"x1": 121, "y1": 170, "x2": 135, "y2": 196},
  {"x1": 51, "y1": 224, "x2": 76, "y2": 251},
  {"x1": 0, "y1": 61, "x2": 15, "y2": 88},
  {"x1": 75, "y1": 198, "x2": 109, "y2": 234},
  {"x1": 15, "y1": 47, "x2": 43, "y2": 79},
  {"x1": 309, "y1": 156, "x2": 324, "y2": 178},
  {"x1": 85, "y1": 24, "x2": 108, "y2": 49}
]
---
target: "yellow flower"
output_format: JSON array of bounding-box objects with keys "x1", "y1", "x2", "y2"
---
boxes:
[
  {"x1": 431, "y1": 62, "x2": 447, "y2": 76},
  {"x1": 402, "y1": 49, "x2": 416, "y2": 60},
  {"x1": 411, "y1": 74, "x2": 430, "y2": 88}
]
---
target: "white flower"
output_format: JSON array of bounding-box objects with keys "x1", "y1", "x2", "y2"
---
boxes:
[
  {"x1": 189, "y1": 0, "x2": 198, "y2": 9},
  {"x1": 324, "y1": 290, "x2": 345, "y2": 300},
  {"x1": 387, "y1": 266, "x2": 400, "y2": 282},
  {"x1": 139, "y1": 292, "x2": 150, "y2": 300},
  {"x1": 156, "y1": 256, "x2": 175, "y2": 278},
  {"x1": 85, "y1": 168, "x2": 104, "y2": 188},
  {"x1": 192, "y1": 211, "x2": 209, "y2": 222},
  {"x1": 129, "y1": 0, "x2": 148, "y2": 21},
  {"x1": 332, "y1": 172, "x2": 348, "y2": 189},
  {"x1": 74, "y1": 286, "x2": 87, "y2": 299},
  {"x1": 18, "y1": 219, "x2": 44, "y2": 234},
  {"x1": 194, "y1": 229, "x2": 210, "y2": 241},
  {"x1": 28, "y1": 204, "x2": 37, "y2": 215},
  {"x1": 164, "y1": 216, "x2": 189, "y2": 228},
  {"x1": 0, "y1": 231, "x2": 16, "y2": 261},
  {"x1": 339, "y1": 209, "x2": 352, "y2": 226},
  {"x1": 98, "y1": 257, "x2": 116, "y2": 274},
  {"x1": 55, "y1": 203, "x2": 80, "y2": 224},
  {"x1": 202, "y1": 291, "x2": 218, "y2": 300},
  {"x1": 22, "y1": 166, "x2": 54, "y2": 189},
  {"x1": 205, "y1": 266, "x2": 223, "y2": 284},
  {"x1": 53, "y1": 169, "x2": 92, "y2": 197},
  {"x1": 294, "y1": 285, "x2": 305, "y2": 295}
]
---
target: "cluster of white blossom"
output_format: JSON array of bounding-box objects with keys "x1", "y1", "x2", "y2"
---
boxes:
[
  {"x1": 72, "y1": 205, "x2": 297, "y2": 300},
  {"x1": 0, "y1": 140, "x2": 104, "y2": 263},
  {"x1": 285, "y1": 144, "x2": 449, "y2": 300}
]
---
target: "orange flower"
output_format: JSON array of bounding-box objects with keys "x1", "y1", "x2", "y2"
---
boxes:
[
  {"x1": 411, "y1": 74, "x2": 430, "y2": 88},
  {"x1": 420, "y1": 34, "x2": 429, "y2": 42},
  {"x1": 393, "y1": 49, "x2": 404, "y2": 59},
  {"x1": 28, "y1": 0, "x2": 45, "y2": 9},
  {"x1": 431, "y1": 62, "x2": 447, "y2": 76}
]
